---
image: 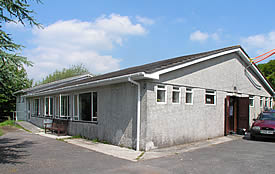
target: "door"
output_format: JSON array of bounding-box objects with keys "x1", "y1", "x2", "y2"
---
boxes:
[
  {"x1": 237, "y1": 97, "x2": 249, "y2": 131},
  {"x1": 224, "y1": 96, "x2": 237, "y2": 135}
]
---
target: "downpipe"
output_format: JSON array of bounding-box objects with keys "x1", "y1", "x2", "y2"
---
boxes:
[{"x1": 128, "y1": 77, "x2": 141, "y2": 151}]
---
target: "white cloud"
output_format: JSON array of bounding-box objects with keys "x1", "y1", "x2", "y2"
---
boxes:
[
  {"x1": 190, "y1": 30, "x2": 221, "y2": 43},
  {"x1": 136, "y1": 16, "x2": 155, "y2": 25},
  {"x1": 5, "y1": 21, "x2": 25, "y2": 29},
  {"x1": 241, "y1": 31, "x2": 275, "y2": 54},
  {"x1": 25, "y1": 14, "x2": 147, "y2": 81},
  {"x1": 190, "y1": 30, "x2": 209, "y2": 42}
]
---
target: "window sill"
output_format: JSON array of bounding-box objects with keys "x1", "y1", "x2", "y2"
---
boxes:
[{"x1": 72, "y1": 120, "x2": 98, "y2": 124}]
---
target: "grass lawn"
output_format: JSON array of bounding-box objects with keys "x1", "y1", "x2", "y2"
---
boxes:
[{"x1": 0, "y1": 120, "x2": 31, "y2": 135}]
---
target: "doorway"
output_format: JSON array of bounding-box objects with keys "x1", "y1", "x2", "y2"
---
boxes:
[{"x1": 224, "y1": 96, "x2": 249, "y2": 135}]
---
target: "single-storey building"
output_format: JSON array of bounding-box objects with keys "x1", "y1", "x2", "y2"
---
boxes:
[{"x1": 15, "y1": 45, "x2": 274, "y2": 151}]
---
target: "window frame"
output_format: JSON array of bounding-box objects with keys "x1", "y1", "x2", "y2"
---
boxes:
[
  {"x1": 73, "y1": 94, "x2": 79, "y2": 120},
  {"x1": 60, "y1": 94, "x2": 70, "y2": 118},
  {"x1": 156, "y1": 85, "x2": 167, "y2": 104},
  {"x1": 249, "y1": 95, "x2": 254, "y2": 107},
  {"x1": 205, "y1": 90, "x2": 216, "y2": 105},
  {"x1": 33, "y1": 98, "x2": 40, "y2": 116},
  {"x1": 172, "y1": 86, "x2": 180, "y2": 104},
  {"x1": 260, "y1": 96, "x2": 263, "y2": 108},
  {"x1": 78, "y1": 91, "x2": 98, "y2": 122},
  {"x1": 44, "y1": 96, "x2": 53, "y2": 117},
  {"x1": 185, "y1": 88, "x2": 193, "y2": 105}
]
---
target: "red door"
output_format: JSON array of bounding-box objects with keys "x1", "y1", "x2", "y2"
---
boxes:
[{"x1": 237, "y1": 97, "x2": 249, "y2": 131}]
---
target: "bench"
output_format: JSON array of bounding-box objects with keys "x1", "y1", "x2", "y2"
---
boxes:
[{"x1": 44, "y1": 119, "x2": 68, "y2": 136}]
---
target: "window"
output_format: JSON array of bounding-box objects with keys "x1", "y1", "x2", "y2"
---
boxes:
[
  {"x1": 185, "y1": 88, "x2": 193, "y2": 104},
  {"x1": 55, "y1": 96, "x2": 60, "y2": 118},
  {"x1": 73, "y1": 95, "x2": 79, "y2": 120},
  {"x1": 33, "y1": 98, "x2": 40, "y2": 116},
  {"x1": 44, "y1": 97, "x2": 53, "y2": 117},
  {"x1": 205, "y1": 90, "x2": 216, "y2": 105},
  {"x1": 265, "y1": 97, "x2": 268, "y2": 108},
  {"x1": 172, "y1": 87, "x2": 180, "y2": 103},
  {"x1": 260, "y1": 97, "x2": 263, "y2": 108},
  {"x1": 61, "y1": 95, "x2": 70, "y2": 117},
  {"x1": 249, "y1": 95, "x2": 254, "y2": 107},
  {"x1": 156, "y1": 85, "x2": 166, "y2": 103},
  {"x1": 79, "y1": 92, "x2": 98, "y2": 122},
  {"x1": 270, "y1": 98, "x2": 273, "y2": 108}
]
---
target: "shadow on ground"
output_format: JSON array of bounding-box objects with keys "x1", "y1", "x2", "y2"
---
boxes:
[
  {"x1": 0, "y1": 137, "x2": 34, "y2": 164},
  {"x1": 243, "y1": 132, "x2": 275, "y2": 143}
]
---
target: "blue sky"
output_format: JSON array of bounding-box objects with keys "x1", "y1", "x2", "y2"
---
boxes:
[{"x1": 5, "y1": 0, "x2": 275, "y2": 81}]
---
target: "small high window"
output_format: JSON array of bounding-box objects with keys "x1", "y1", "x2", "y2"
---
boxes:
[
  {"x1": 156, "y1": 85, "x2": 166, "y2": 103},
  {"x1": 172, "y1": 87, "x2": 180, "y2": 103},
  {"x1": 205, "y1": 90, "x2": 216, "y2": 105},
  {"x1": 185, "y1": 88, "x2": 193, "y2": 104},
  {"x1": 249, "y1": 95, "x2": 254, "y2": 107}
]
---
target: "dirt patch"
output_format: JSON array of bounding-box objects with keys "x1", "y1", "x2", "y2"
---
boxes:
[{"x1": 1, "y1": 126, "x2": 19, "y2": 134}]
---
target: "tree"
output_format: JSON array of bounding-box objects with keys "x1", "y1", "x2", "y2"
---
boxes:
[
  {"x1": 257, "y1": 59, "x2": 275, "y2": 89},
  {"x1": 35, "y1": 64, "x2": 91, "y2": 86},
  {"x1": 0, "y1": 0, "x2": 41, "y2": 117}
]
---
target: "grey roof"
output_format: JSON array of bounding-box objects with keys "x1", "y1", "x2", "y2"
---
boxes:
[{"x1": 24, "y1": 45, "x2": 259, "y2": 94}]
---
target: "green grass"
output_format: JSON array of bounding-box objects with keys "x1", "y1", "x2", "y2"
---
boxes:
[
  {"x1": 136, "y1": 151, "x2": 145, "y2": 160},
  {"x1": 0, "y1": 120, "x2": 31, "y2": 133},
  {"x1": 0, "y1": 128, "x2": 3, "y2": 136}
]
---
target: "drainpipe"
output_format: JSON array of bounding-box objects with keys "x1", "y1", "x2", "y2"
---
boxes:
[{"x1": 128, "y1": 77, "x2": 141, "y2": 151}]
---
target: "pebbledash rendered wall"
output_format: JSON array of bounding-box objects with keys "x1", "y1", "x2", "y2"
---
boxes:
[
  {"x1": 29, "y1": 82, "x2": 139, "y2": 149},
  {"x1": 141, "y1": 53, "x2": 272, "y2": 151}
]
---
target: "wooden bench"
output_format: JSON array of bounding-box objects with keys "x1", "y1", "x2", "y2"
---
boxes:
[{"x1": 44, "y1": 119, "x2": 68, "y2": 136}]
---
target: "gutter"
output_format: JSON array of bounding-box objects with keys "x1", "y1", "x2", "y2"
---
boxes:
[
  {"x1": 128, "y1": 77, "x2": 141, "y2": 151},
  {"x1": 24, "y1": 72, "x2": 157, "y2": 97}
]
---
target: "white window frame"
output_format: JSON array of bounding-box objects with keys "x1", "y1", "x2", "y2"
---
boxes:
[
  {"x1": 44, "y1": 96, "x2": 53, "y2": 117},
  {"x1": 156, "y1": 85, "x2": 167, "y2": 104},
  {"x1": 73, "y1": 94, "x2": 79, "y2": 120},
  {"x1": 249, "y1": 95, "x2": 254, "y2": 107},
  {"x1": 265, "y1": 97, "x2": 268, "y2": 108},
  {"x1": 260, "y1": 96, "x2": 263, "y2": 108},
  {"x1": 270, "y1": 97, "x2": 273, "y2": 109},
  {"x1": 60, "y1": 94, "x2": 70, "y2": 117},
  {"x1": 78, "y1": 91, "x2": 98, "y2": 122},
  {"x1": 205, "y1": 90, "x2": 216, "y2": 105},
  {"x1": 33, "y1": 98, "x2": 40, "y2": 116},
  {"x1": 172, "y1": 86, "x2": 180, "y2": 104},
  {"x1": 185, "y1": 88, "x2": 193, "y2": 105}
]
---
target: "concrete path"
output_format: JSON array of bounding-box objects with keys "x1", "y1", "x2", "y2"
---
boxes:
[
  {"x1": 16, "y1": 121, "x2": 43, "y2": 134},
  {"x1": 17, "y1": 121, "x2": 242, "y2": 161}
]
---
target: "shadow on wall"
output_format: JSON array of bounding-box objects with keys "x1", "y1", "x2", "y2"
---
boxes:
[{"x1": 0, "y1": 138, "x2": 34, "y2": 164}]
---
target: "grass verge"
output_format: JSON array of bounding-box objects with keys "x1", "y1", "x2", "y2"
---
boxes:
[
  {"x1": 0, "y1": 128, "x2": 3, "y2": 136},
  {"x1": 136, "y1": 151, "x2": 145, "y2": 160},
  {"x1": 0, "y1": 120, "x2": 31, "y2": 133}
]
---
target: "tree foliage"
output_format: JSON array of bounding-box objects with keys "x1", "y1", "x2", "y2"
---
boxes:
[
  {"x1": 35, "y1": 64, "x2": 91, "y2": 86},
  {"x1": 257, "y1": 59, "x2": 275, "y2": 89},
  {"x1": 0, "y1": 0, "x2": 40, "y2": 117}
]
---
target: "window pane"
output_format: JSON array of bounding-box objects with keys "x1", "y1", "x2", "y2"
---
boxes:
[
  {"x1": 45, "y1": 98, "x2": 49, "y2": 115},
  {"x1": 186, "y1": 93, "x2": 192, "y2": 104},
  {"x1": 157, "y1": 90, "x2": 165, "y2": 102},
  {"x1": 79, "y1": 93, "x2": 91, "y2": 121},
  {"x1": 206, "y1": 94, "x2": 215, "y2": 104},
  {"x1": 61, "y1": 96, "x2": 69, "y2": 116},
  {"x1": 50, "y1": 98, "x2": 53, "y2": 116},
  {"x1": 73, "y1": 95, "x2": 78, "y2": 120},
  {"x1": 92, "y1": 92, "x2": 98, "y2": 122},
  {"x1": 172, "y1": 91, "x2": 180, "y2": 103}
]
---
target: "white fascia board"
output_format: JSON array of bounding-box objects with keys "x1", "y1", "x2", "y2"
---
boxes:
[
  {"x1": 23, "y1": 74, "x2": 93, "y2": 94},
  {"x1": 151, "y1": 49, "x2": 240, "y2": 77},
  {"x1": 237, "y1": 49, "x2": 274, "y2": 95},
  {"x1": 24, "y1": 72, "x2": 148, "y2": 97}
]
